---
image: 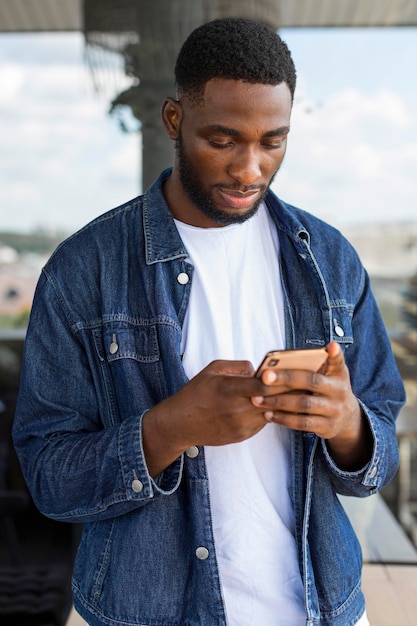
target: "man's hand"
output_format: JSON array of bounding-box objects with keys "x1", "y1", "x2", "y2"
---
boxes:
[
  {"x1": 142, "y1": 360, "x2": 268, "y2": 477},
  {"x1": 251, "y1": 342, "x2": 373, "y2": 470}
]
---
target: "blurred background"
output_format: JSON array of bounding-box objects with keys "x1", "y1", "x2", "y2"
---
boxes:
[{"x1": 0, "y1": 1, "x2": 416, "y2": 624}]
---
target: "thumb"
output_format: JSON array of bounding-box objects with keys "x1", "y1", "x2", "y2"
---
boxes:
[
  {"x1": 325, "y1": 341, "x2": 345, "y2": 375},
  {"x1": 208, "y1": 359, "x2": 255, "y2": 377}
]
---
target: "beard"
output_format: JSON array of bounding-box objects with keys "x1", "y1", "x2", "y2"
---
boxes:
[{"x1": 175, "y1": 130, "x2": 277, "y2": 226}]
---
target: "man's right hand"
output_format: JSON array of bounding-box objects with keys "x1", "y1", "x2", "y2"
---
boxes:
[{"x1": 142, "y1": 359, "x2": 268, "y2": 477}]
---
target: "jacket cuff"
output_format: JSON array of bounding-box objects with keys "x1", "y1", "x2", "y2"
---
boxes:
[
  {"x1": 118, "y1": 411, "x2": 184, "y2": 502},
  {"x1": 320, "y1": 401, "x2": 382, "y2": 492}
]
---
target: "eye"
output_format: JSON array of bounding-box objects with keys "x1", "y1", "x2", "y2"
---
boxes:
[
  {"x1": 208, "y1": 140, "x2": 233, "y2": 149},
  {"x1": 263, "y1": 143, "x2": 281, "y2": 150},
  {"x1": 263, "y1": 138, "x2": 286, "y2": 150}
]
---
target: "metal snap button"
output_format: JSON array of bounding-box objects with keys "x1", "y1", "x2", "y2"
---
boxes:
[
  {"x1": 196, "y1": 546, "x2": 209, "y2": 560},
  {"x1": 334, "y1": 325, "x2": 345, "y2": 337},
  {"x1": 369, "y1": 467, "x2": 377, "y2": 479},
  {"x1": 109, "y1": 333, "x2": 119, "y2": 354},
  {"x1": 132, "y1": 479, "x2": 144, "y2": 493},
  {"x1": 177, "y1": 272, "x2": 189, "y2": 285},
  {"x1": 185, "y1": 446, "x2": 199, "y2": 459}
]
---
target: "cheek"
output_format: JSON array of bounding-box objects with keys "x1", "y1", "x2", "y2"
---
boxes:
[
  {"x1": 194, "y1": 147, "x2": 229, "y2": 176},
  {"x1": 266, "y1": 147, "x2": 287, "y2": 173}
]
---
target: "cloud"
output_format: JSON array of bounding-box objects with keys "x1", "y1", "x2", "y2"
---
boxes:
[
  {"x1": 0, "y1": 51, "x2": 139, "y2": 234},
  {"x1": 0, "y1": 64, "x2": 25, "y2": 103},
  {"x1": 274, "y1": 86, "x2": 417, "y2": 226}
]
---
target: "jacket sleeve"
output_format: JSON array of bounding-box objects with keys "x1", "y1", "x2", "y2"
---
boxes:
[
  {"x1": 321, "y1": 266, "x2": 405, "y2": 497},
  {"x1": 13, "y1": 271, "x2": 184, "y2": 523}
]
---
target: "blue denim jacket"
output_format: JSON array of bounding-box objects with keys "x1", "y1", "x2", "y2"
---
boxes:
[{"x1": 13, "y1": 169, "x2": 405, "y2": 626}]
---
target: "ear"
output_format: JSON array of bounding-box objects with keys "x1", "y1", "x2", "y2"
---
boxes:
[{"x1": 161, "y1": 97, "x2": 182, "y2": 140}]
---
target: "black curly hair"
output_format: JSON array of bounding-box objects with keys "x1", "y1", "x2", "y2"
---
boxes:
[{"x1": 175, "y1": 17, "x2": 296, "y2": 102}]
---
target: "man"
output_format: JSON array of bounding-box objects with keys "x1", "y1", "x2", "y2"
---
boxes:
[{"x1": 13, "y1": 17, "x2": 405, "y2": 626}]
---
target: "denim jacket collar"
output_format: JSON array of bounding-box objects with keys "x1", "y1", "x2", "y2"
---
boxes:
[
  {"x1": 143, "y1": 168, "x2": 188, "y2": 265},
  {"x1": 143, "y1": 167, "x2": 311, "y2": 265}
]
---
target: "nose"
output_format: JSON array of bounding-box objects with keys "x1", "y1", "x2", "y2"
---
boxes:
[{"x1": 227, "y1": 146, "x2": 262, "y2": 186}]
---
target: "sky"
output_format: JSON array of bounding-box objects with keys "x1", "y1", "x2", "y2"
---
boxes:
[{"x1": 0, "y1": 26, "x2": 416, "y2": 234}]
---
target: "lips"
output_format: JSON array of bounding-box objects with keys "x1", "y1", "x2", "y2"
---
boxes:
[{"x1": 217, "y1": 188, "x2": 262, "y2": 209}]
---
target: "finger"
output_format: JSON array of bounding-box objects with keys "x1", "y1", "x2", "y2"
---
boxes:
[
  {"x1": 264, "y1": 411, "x2": 337, "y2": 438},
  {"x1": 206, "y1": 359, "x2": 255, "y2": 377},
  {"x1": 325, "y1": 341, "x2": 345, "y2": 375},
  {"x1": 258, "y1": 368, "x2": 324, "y2": 394},
  {"x1": 257, "y1": 391, "x2": 329, "y2": 416},
  {"x1": 213, "y1": 370, "x2": 267, "y2": 401}
]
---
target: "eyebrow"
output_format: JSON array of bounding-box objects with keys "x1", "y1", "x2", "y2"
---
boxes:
[{"x1": 207, "y1": 124, "x2": 290, "y2": 138}]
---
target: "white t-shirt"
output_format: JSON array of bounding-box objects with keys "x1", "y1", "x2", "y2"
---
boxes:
[{"x1": 176, "y1": 203, "x2": 306, "y2": 625}]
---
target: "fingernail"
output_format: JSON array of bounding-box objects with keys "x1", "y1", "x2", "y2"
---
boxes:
[
  {"x1": 264, "y1": 411, "x2": 274, "y2": 421},
  {"x1": 253, "y1": 396, "x2": 264, "y2": 405},
  {"x1": 264, "y1": 370, "x2": 277, "y2": 384}
]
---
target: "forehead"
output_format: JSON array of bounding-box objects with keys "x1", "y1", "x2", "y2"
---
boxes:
[{"x1": 182, "y1": 78, "x2": 292, "y2": 129}]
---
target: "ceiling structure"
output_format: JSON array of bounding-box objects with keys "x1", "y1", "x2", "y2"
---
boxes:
[
  {"x1": 1, "y1": 0, "x2": 417, "y2": 186},
  {"x1": 0, "y1": 0, "x2": 82, "y2": 32},
  {"x1": 1, "y1": 0, "x2": 417, "y2": 32}
]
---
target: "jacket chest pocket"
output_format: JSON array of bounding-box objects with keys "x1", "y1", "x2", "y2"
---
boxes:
[
  {"x1": 103, "y1": 324, "x2": 160, "y2": 364},
  {"x1": 94, "y1": 322, "x2": 166, "y2": 421}
]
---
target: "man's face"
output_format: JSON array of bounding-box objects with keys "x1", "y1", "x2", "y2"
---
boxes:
[{"x1": 166, "y1": 78, "x2": 292, "y2": 227}]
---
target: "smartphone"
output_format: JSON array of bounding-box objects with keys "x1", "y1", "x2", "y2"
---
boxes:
[{"x1": 255, "y1": 348, "x2": 328, "y2": 377}]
